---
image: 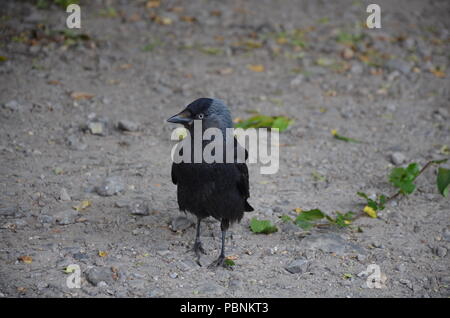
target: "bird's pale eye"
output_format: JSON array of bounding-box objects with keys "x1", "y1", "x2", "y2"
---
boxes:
[{"x1": 197, "y1": 113, "x2": 204, "y2": 119}]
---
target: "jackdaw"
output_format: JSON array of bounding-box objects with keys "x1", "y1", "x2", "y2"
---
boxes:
[{"x1": 167, "y1": 98, "x2": 254, "y2": 268}]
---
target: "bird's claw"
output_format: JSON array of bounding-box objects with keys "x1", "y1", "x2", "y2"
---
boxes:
[
  {"x1": 191, "y1": 241, "x2": 207, "y2": 266},
  {"x1": 207, "y1": 255, "x2": 232, "y2": 270}
]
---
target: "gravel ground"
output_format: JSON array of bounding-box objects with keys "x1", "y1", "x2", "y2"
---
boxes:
[{"x1": 0, "y1": 0, "x2": 449, "y2": 298}]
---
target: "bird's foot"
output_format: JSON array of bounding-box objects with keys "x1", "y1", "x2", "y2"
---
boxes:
[
  {"x1": 191, "y1": 241, "x2": 207, "y2": 265},
  {"x1": 207, "y1": 255, "x2": 233, "y2": 270}
]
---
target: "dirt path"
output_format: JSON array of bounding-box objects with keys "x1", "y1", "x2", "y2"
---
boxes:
[{"x1": 0, "y1": 0, "x2": 449, "y2": 297}]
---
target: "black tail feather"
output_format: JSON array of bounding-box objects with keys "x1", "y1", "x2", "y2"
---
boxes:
[{"x1": 245, "y1": 201, "x2": 254, "y2": 212}]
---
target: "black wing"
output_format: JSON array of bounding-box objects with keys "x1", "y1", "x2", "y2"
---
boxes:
[
  {"x1": 171, "y1": 163, "x2": 178, "y2": 185},
  {"x1": 234, "y1": 137, "x2": 253, "y2": 211}
]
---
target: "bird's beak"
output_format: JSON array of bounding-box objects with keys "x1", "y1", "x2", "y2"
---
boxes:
[{"x1": 167, "y1": 109, "x2": 193, "y2": 124}]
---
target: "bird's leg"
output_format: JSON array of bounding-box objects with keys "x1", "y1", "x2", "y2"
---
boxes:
[
  {"x1": 208, "y1": 219, "x2": 230, "y2": 269},
  {"x1": 192, "y1": 217, "x2": 206, "y2": 265}
]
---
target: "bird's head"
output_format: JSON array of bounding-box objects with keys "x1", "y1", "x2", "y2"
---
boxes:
[{"x1": 167, "y1": 98, "x2": 233, "y2": 131}]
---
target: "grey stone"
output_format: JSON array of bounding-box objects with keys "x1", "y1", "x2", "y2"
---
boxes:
[
  {"x1": 390, "y1": 152, "x2": 406, "y2": 165},
  {"x1": 87, "y1": 122, "x2": 106, "y2": 136},
  {"x1": 3, "y1": 100, "x2": 20, "y2": 111},
  {"x1": 96, "y1": 176, "x2": 124, "y2": 196},
  {"x1": 66, "y1": 135, "x2": 87, "y2": 151},
  {"x1": 285, "y1": 258, "x2": 309, "y2": 274},
  {"x1": 85, "y1": 267, "x2": 114, "y2": 286},
  {"x1": 273, "y1": 206, "x2": 283, "y2": 213},
  {"x1": 73, "y1": 252, "x2": 89, "y2": 261},
  {"x1": 434, "y1": 246, "x2": 447, "y2": 257},
  {"x1": 129, "y1": 200, "x2": 150, "y2": 216},
  {"x1": 118, "y1": 120, "x2": 139, "y2": 132},
  {"x1": 36, "y1": 282, "x2": 49, "y2": 290},
  {"x1": 396, "y1": 263, "x2": 406, "y2": 273},
  {"x1": 198, "y1": 282, "x2": 226, "y2": 295},
  {"x1": 436, "y1": 107, "x2": 449, "y2": 119},
  {"x1": 38, "y1": 214, "x2": 53, "y2": 224},
  {"x1": 114, "y1": 200, "x2": 129, "y2": 208},
  {"x1": 350, "y1": 62, "x2": 363, "y2": 75},
  {"x1": 0, "y1": 206, "x2": 17, "y2": 217},
  {"x1": 290, "y1": 74, "x2": 304, "y2": 87},
  {"x1": 386, "y1": 59, "x2": 412, "y2": 74},
  {"x1": 148, "y1": 288, "x2": 163, "y2": 298},
  {"x1": 301, "y1": 233, "x2": 364, "y2": 255},
  {"x1": 178, "y1": 259, "x2": 199, "y2": 271},
  {"x1": 54, "y1": 210, "x2": 78, "y2": 225},
  {"x1": 443, "y1": 228, "x2": 450, "y2": 242},
  {"x1": 169, "y1": 272, "x2": 178, "y2": 279},
  {"x1": 170, "y1": 216, "x2": 194, "y2": 232},
  {"x1": 228, "y1": 278, "x2": 243, "y2": 290},
  {"x1": 59, "y1": 188, "x2": 71, "y2": 201},
  {"x1": 281, "y1": 222, "x2": 300, "y2": 233},
  {"x1": 356, "y1": 254, "x2": 367, "y2": 262}
]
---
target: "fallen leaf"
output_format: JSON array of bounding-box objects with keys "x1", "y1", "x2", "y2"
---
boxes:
[
  {"x1": 430, "y1": 68, "x2": 445, "y2": 78},
  {"x1": 146, "y1": 0, "x2": 160, "y2": 8},
  {"x1": 119, "y1": 63, "x2": 133, "y2": 70},
  {"x1": 294, "y1": 208, "x2": 303, "y2": 214},
  {"x1": 73, "y1": 200, "x2": 91, "y2": 212},
  {"x1": 247, "y1": 64, "x2": 265, "y2": 72},
  {"x1": 217, "y1": 67, "x2": 233, "y2": 75},
  {"x1": 47, "y1": 80, "x2": 61, "y2": 85},
  {"x1": 70, "y1": 91, "x2": 95, "y2": 100},
  {"x1": 53, "y1": 167, "x2": 63, "y2": 175},
  {"x1": 154, "y1": 16, "x2": 172, "y2": 25},
  {"x1": 98, "y1": 251, "x2": 108, "y2": 257},
  {"x1": 18, "y1": 256, "x2": 33, "y2": 264},
  {"x1": 180, "y1": 16, "x2": 196, "y2": 23},
  {"x1": 363, "y1": 205, "x2": 377, "y2": 218}
]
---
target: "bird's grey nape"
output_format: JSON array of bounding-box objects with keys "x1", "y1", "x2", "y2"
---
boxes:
[{"x1": 208, "y1": 99, "x2": 233, "y2": 129}]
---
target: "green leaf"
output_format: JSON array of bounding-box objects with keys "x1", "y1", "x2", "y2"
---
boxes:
[
  {"x1": 389, "y1": 163, "x2": 421, "y2": 195},
  {"x1": 224, "y1": 259, "x2": 235, "y2": 267},
  {"x1": 235, "y1": 114, "x2": 293, "y2": 131},
  {"x1": 295, "y1": 219, "x2": 313, "y2": 230},
  {"x1": 296, "y1": 209, "x2": 326, "y2": 221},
  {"x1": 280, "y1": 215, "x2": 293, "y2": 223},
  {"x1": 437, "y1": 167, "x2": 450, "y2": 197},
  {"x1": 294, "y1": 209, "x2": 326, "y2": 229},
  {"x1": 334, "y1": 211, "x2": 355, "y2": 227},
  {"x1": 249, "y1": 218, "x2": 278, "y2": 234},
  {"x1": 272, "y1": 117, "x2": 293, "y2": 132},
  {"x1": 356, "y1": 192, "x2": 384, "y2": 211},
  {"x1": 431, "y1": 158, "x2": 448, "y2": 165},
  {"x1": 333, "y1": 133, "x2": 362, "y2": 143}
]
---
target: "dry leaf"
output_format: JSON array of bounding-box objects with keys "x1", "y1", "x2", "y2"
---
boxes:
[
  {"x1": 70, "y1": 91, "x2": 94, "y2": 100},
  {"x1": 294, "y1": 208, "x2": 302, "y2": 214},
  {"x1": 119, "y1": 63, "x2": 133, "y2": 70},
  {"x1": 154, "y1": 16, "x2": 172, "y2": 25},
  {"x1": 363, "y1": 206, "x2": 377, "y2": 218},
  {"x1": 47, "y1": 80, "x2": 61, "y2": 85},
  {"x1": 226, "y1": 255, "x2": 239, "y2": 260},
  {"x1": 18, "y1": 256, "x2": 33, "y2": 264},
  {"x1": 146, "y1": 0, "x2": 160, "y2": 8},
  {"x1": 247, "y1": 64, "x2": 265, "y2": 72},
  {"x1": 181, "y1": 16, "x2": 196, "y2": 23},
  {"x1": 98, "y1": 251, "x2": 108, "y2": 257},
  {"x1": 128, "y1": 13, "x2": 141, "y2": 22},
  {"x1": 217, "y1": 67, "x2": 233, "y2": 75},
  {"x1": 168, "y1": 6, "x2": 184, "y2": 13},
  {"x1": 430, "y1": 68, "x2": 445, "y2": 78},
  {"x1": 73, "y1": 200, "x2": 91, "y2": 212}
]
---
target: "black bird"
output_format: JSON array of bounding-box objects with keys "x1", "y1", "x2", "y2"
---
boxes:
[{"x1": 167, "y1": 98, "x2": 253, "y2": 268}]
